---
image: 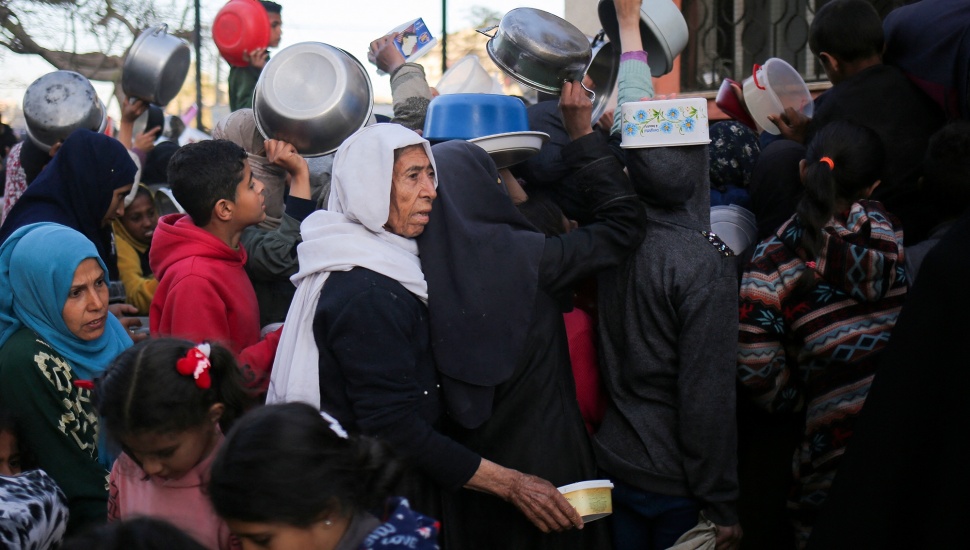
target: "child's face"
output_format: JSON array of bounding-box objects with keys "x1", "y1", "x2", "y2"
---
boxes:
[
  {"x1": 0, "y1": 430, "x2": 22, "y2": 476},
  {"x1": 231, "y1": 160, "x2": 267, "y2": 228},
  {"x1": 121, "y1": 192, "x2": 158, "y2": 246},
  {"x1": 122, "y1": 421, "x2": 218, "y2": 481}
]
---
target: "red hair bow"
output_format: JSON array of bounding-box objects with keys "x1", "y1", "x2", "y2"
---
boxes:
[{"x1": 176, "y1": 343, "x2": 212, "y2": 389}]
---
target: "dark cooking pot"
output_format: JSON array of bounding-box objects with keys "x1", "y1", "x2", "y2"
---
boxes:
[
  {"x1": 122, "y1": 24, "x2": 191, "y2": 106},
  {"x1": 479, "y1": 8, "x2": 593, "y2": 98}
]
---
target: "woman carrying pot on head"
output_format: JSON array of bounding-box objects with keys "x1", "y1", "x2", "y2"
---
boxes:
[{"x1": 0, "y1": 222, "x2": 133, "y2": 535}]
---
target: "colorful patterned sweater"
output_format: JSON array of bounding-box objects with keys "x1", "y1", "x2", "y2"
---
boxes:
[{"x1": 737, "y1": 200, "x2": 907, "y2": 543}]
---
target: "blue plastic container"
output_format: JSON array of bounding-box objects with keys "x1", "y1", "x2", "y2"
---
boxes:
[{"x1": 422, "y1": 93, "x2": 529, "y2": 141}]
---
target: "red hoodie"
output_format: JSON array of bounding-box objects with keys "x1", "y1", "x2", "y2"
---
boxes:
[{"x1": 149, "y1": 214, "x2": 280, "y2": 391}]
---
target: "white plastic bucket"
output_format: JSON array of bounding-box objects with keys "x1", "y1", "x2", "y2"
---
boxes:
[{"x1": 741, "y1": 58, "x2": 814, "y2": 135}]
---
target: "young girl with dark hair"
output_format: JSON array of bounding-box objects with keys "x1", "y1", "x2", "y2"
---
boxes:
[
  {"x1": 208, "y1": 402, "x2": 440, "y2": 550},
  {"x1": 95, "y1": 337, "x2": 252, "y2": 550},
  {"x1": 737, "y1": 121, "x2": 908, "y2": 548}
]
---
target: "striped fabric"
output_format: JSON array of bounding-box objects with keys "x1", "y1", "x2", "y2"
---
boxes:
[{"x1": 737, "y1": 200, "x2": 907, "y2": 547}]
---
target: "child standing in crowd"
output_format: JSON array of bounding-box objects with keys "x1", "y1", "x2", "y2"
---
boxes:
[
  {"x1": 113, "y1": 185, "x2": 159, "y2": 316},
  {"x1": 150, "y1": 139, "x2": 285, "y2": 393},
  {"x1": 208, "y1": 402, "x2": 439, "y2": 550},
  {"x1": 737, "y1": 121, "x2": 907, "y2": 548},
  {"x1": 95, "y1": 337, "x2": 251, "y2": 550}
]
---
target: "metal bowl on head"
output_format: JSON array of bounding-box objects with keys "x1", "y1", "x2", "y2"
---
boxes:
[
  {"x1": 479, "y1": 8, "x2": 592, "y2": 96},
  {"x1": 122, "y1": 24, "x2": 191, "y2": 106},
  {"x1": 253, "y1": 42, "x2": 374, "y2": 157},
  {"x1": 23, "y1": 70, "x2": 104, "y2": 151}
]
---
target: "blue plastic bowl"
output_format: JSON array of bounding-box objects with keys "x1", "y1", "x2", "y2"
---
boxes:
[{"x1": 423, "y1": 93, "x2": 529, "y2": 141}]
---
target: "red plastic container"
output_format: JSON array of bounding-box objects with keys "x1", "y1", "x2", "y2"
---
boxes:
[
  {"x1": 212, "y1": 0, "x2": 270, "y2": 67},
  {"x1": 716, "y1": 78, "x2": 758, "y2": 131}
]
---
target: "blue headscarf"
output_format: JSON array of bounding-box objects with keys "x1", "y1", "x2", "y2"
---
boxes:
[
  {"x1": 0, "y1": 223, "x2": 132, "y2": 381},
  {"x1": 0, "y1": 129, "x2": 137, "y2": 274}
]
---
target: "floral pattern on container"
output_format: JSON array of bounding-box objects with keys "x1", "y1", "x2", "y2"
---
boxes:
[{"x1": 623, "y1": 105, "x2": 706, "y2": 138}]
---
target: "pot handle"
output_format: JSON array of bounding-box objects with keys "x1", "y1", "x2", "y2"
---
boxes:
[
  {"x1": 476, "y1": 25, "x2": 498, "y2": 39},
  {"x1": 151, "y1": 23, "x2": 169, "y2": 36},
  {"x1": 591, "y1": 30, "x2": 607, "y2": 49},
  {"x1": 580, "y1": 80, "x2": 596, "y2": 104},
  {"x1": 752, "y1": 64, "x2": 766, "y2": 90}
]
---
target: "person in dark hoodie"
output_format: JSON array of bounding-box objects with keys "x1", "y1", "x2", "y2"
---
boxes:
[
  {"x1": 737, "y1": 121, "x2": 908, "y2": 548},
  {"x1": 593, "y1": 2, "x2": 742, "y2": 549}
]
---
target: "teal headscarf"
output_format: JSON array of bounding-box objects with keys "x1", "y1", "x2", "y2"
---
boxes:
[{"x1": 0, "y1": 222, "x2": 132, "y2": 381}]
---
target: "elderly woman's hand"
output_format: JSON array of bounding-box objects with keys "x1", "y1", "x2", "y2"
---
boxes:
[
  {"x1": 559, "y1": 80, "x2": 594, "y2": 141},
  {"x1": 506, "y1": 471, "x2": 584, "y2": 533}
]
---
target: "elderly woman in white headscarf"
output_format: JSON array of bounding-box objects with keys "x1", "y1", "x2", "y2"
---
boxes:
[
  {"x1": 268, "y1": 123, "x2": 582, "y2": 532},
  {"x1": 210, "y1": 109, "x2": 317, "y2": 326}
]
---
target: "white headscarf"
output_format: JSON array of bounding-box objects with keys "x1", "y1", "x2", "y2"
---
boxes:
[{"x1": 266, "y1": 124, "x2": 437, "y2": 407}]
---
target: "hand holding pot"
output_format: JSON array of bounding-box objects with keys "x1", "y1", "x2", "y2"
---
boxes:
[
  {"x1": 244, "y1": 47, "x2": 269, "y2": 69},
  {"x1": 265, "y1": 139, "x2": 311, "y2": 200},
  {"x1": 767, "y1": 106, "x2": 809, "y2": 144},
  {"x1": 615, "y1": 0, "x2": 644, "y2": 52},
  {"x1": 560, "y1": 80, "x2": 595, "y2": 140},
  {"x1": 122, "y1": 97, "x2": 148, "y2": 123}
]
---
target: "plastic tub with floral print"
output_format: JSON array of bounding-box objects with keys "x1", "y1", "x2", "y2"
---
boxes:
[{"x1": 619, "y1": 97, "x2": 710, "y2": 148}]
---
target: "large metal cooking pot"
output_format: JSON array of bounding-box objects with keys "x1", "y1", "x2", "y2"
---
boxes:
[
  {"x1": 23, "y1": 71, "x2": 105, "y2": 152},
  {"x1": 253, "y1": 42, "x2": 374, "y2": 157},
  {"x1": 587, "y1": 33, "x2": 619, "y2": 124},
  {"x1": 122, "y1": 24, "x2": 191, "y2": 106},
  {"x1": 597, "y1": 0, "x2": 689, "y2": 77},
  {"x1": 479, "y1": 8, "x2": 593, "y2": 98}
]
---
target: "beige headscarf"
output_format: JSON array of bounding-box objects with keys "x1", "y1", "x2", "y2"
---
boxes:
[{"x1": 211, "y1": 109, "x2": 288, "y2": 230}]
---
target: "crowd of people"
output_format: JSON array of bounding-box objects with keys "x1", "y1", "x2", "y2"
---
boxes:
[{"x1": 1, "y1": 0, "x2": 969, "y2": 548}]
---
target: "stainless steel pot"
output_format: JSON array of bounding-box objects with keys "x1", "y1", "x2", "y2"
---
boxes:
[
  {"x1": 479, "y1": 8, "x2": 593, "y2": 98},
  {"x1": 122, "y1": 24, "x2": 191, "y2": 106},
  {"x1": 253, "y1": 42, "x2": 374, "y2": 157},
  {"x1": 587, "y1": 33, "x2": 619, "y2": 124},
  {"x1": 22, "y1": 70, "x2": 104, "y2": 151}
]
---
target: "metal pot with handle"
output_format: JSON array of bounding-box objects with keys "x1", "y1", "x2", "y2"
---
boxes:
[
  {"x1": 479, "y1": 8, "x2": 594, "y2": 101},
  {"x1": 122, "y1": 24, "x2": 191, "y2": 106},
  {"x1": 22, "y1": 70, "x2": 105, "y2": 152}
]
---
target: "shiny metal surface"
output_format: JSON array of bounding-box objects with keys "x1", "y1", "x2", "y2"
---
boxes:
[
  {"x1": 253, "y1": 42, "x2": 374, "y2": 157},
  {"x1": 482, "y1": 8, "x2": 591, "y2": 95},
  {"x1": 587, "y1": 35, "x2": 619, "y2": 124},
  {"x1": 122, "y1": 24, "x2": 191, "y2": 106},
  {"x1": 22, "y1": 71, "x2": 104, "y2": 151}
]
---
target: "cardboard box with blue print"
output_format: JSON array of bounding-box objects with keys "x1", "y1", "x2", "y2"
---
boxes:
[{"x1": 390, "y1": 18, "x2": 436, "y2": 63}]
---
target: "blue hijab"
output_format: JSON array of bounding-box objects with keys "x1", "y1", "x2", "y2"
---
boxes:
[
  {"x1": 0, "y1": 129, "x2": 137, "y2": 273},
  {"x1": 0, "y1": 223, "x2": 132, "y2": 381}
]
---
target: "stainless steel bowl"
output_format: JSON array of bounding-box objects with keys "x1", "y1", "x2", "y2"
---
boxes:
[
  {"x1": 22, "y1": 71, "x2": 104, "y2": 151},
  {"x1": 480, "y1": 8, "x2": 592, "y2": 96},
  {"x1": 587, "y1": 35, "x2": 619, "y2": 124},
  {"x1": 122, "y1": 24, "x2": 191, "y2": 106},
  {"x1": 253, "y1": 42, "x2": 374, "y2": 157}
]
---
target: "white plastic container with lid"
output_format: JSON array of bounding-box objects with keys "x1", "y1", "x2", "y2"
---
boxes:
[
  {"x1": 619, "y1": 97, "x2": 710, "y2": 149},
  {"x1": 558, "y1": 479, "x2": 615, "y2": 523},
  {"x1": 742, "y1": 58, "x2": 814, "y2": 135}
]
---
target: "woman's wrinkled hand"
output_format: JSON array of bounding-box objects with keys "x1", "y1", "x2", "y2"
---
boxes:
[{"x1": 507, "y1": 471, "x2": 584, "y2": 533}]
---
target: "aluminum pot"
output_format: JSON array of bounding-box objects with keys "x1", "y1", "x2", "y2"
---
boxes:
[
  {"x1": 253, "y1": 42, "x2": 373, "y2": 157},
  {"x1": 587, "y1": 33, "x2": 619, "y2": 124},
  {"x1": 597, "y1": 0, "x2": 689, "y2": 77},
  {"x1": 479, "y1": 8, "x2": 593, "y2": 97},
  {"x1": 122, "y1": 24, "x2": 191, "y2": 106},
  {"x1": 23, "y1": 71, "x2": 104, "y2": 152}
]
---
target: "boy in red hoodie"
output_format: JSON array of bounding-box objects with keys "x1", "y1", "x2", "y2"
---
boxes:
[{"x1": 150, "y1": 139, "x2": 301, "y2": 392}]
